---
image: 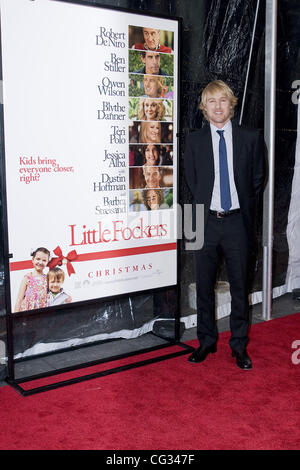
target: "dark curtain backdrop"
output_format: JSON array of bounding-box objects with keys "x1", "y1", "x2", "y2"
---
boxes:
[{"x1": 0, "y1": 0, "x2": 299, "y2": 373}]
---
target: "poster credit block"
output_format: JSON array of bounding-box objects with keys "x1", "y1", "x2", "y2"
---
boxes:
[{"x1": 0, "y1": 0, "x2": 178, "y2": 312}]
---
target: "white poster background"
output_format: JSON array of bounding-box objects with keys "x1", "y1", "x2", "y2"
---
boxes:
[
  {"x1": 0, "y1": 0, "x2": 178, "y2": 310},
  {"x1": 286, "y1": 101, "x2": 300, "y2": 291}
]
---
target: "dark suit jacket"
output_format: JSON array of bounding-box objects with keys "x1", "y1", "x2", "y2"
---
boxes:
[{"x1": 184, "y1": 121, "x2": 266, "y2": 247}]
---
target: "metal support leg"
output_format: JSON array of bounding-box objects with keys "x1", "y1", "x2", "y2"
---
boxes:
[{"x1": 262, "y1": 0, "x2": 278, "y2": 320}]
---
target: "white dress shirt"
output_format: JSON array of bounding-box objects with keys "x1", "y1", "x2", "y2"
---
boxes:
[{"x1": 209, "y1": 120, "x2": 240, "y2": 211}]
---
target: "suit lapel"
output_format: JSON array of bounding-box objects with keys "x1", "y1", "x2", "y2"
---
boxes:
[
  {"x1": 201, "y1": 123, "x2": 215, "y2": 178},
  {"x1": 231, "y1": 122, "x2": 242, "y2": 191},
  {"x1": 200, "y1": 124, "x2": 215, "y2": 202}
]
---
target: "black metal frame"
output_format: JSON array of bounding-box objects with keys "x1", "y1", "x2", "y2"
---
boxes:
[
  {"x1": 7, "y1": 340, "x2": 193, "y2": 396},
  {"x1": 0, "y1": 0, "x2": 194, "y2": 396}
]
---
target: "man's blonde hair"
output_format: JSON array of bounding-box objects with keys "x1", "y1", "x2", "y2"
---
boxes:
[{"x1": 200, "y1": 80, "x2": 238, "y2": 120}]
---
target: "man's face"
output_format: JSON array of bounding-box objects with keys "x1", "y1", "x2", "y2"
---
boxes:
[
  {"x1": 143, "y1": 28, "x2": 160, "y2": 50},
  {"x1": 141, "y1": 52, "x2": 160, "y2": 75},
  {"x1": 144, "y1": 167, "x2": 161, "y2": 188},
  {"x1": 204, "y1": 90, "x2": 232, "y2": 128},
  {"x1": 143, "y1": 75, "x2": 160, "y2": 98}
]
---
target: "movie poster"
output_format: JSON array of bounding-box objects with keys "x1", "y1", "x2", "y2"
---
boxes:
[{"x1": 0, "y1": 0, "x2": 178, "y2": 312}]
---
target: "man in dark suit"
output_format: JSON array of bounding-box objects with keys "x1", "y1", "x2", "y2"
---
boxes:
[{"x1": 184, "y1": 80, "x2": 266, "y2": 369}]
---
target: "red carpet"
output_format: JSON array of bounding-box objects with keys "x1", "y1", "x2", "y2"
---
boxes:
[{"x1": 1, "y1": 313, "x2": 300, "y2": 450}]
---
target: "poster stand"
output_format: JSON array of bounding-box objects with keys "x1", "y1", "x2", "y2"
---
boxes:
[
  {"x1": 5, "y1": 286, "x2": 194, "y2": 397},
  {"x1": 0, "y1": 0, "x2": 194, "y2": 395},
  {"x1": 7, "y1": 337, "x2": 194, "y2": 397}
]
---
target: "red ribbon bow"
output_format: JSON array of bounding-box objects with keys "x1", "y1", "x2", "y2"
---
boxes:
[{"x1": 48, "y1": 246, "x2": 77, "y2": 276}]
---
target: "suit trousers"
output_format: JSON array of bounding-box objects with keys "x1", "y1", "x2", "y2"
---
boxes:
[{"x1": 194, "y1": 212, "x2": 249, "y2": 352}]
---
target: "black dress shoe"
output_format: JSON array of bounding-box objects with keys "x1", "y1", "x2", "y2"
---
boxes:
[
  {"x1": 188, "y1": 344, "x2": 217, "y2": 363},
  {"x1": 232, "y1": 349, "x2": 252, "y2": 370}
]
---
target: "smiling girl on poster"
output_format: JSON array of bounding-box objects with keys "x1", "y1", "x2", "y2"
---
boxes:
[{"x1": 14, "y1": 247, "x2": 50, "y2": 312}]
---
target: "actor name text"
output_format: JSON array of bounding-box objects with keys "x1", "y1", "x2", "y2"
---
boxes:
[
  {"x1": 109, "y1": 125, "x2": 126, "y2": 144},
  {"x1": 97, "y1": 77, "x2": 126, "y2": 97},
  {"x1": 103, "y1": 53, "x2": 126, "y2": 72},
  {"x1": 95, "y1": 196, "x2": 126, "y2": 215},
  {"x1": 103, "y1": 149, "x2": 126, "y2": 167},
  {"x1": 97, "y1": 101, "x2": 125, "y2": 120},
  {"x1": 93, "y1": 173, "x2": 125, "y2": 192},
  {"x1": 96, "y1": 27, "x2": 126, "y2": 48}
]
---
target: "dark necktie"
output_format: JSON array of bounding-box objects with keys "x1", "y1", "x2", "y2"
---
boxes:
[{"x1": 217, "y1": 130, "x2": 232, "y2": 211}]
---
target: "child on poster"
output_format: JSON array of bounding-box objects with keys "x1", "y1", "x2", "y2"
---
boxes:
[
  {"x1": 47, "y1": 267, "x2": 72, "y2": 306},
  {"x1": 14, "y1": 247, "x2": 50, "y2": 312}
]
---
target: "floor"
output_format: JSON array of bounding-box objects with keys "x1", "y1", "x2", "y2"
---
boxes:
[{"x1": 0, "y1": 292, "x2": 299, "y2": 388}]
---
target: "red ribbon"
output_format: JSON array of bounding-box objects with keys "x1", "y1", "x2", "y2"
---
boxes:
[{"x1": 48, "y1": 246, "x2": 77, "y2": 276}]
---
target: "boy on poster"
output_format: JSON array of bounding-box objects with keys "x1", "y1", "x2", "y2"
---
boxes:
[{"x1": 47, "y1": 267, "x2": 72, "y2": 306}]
